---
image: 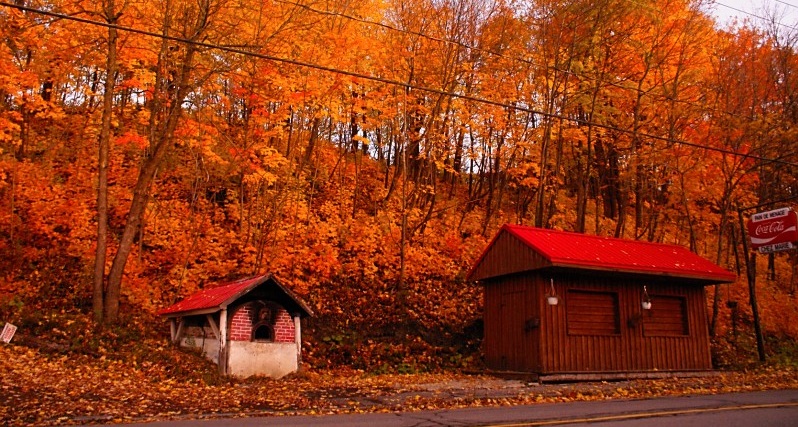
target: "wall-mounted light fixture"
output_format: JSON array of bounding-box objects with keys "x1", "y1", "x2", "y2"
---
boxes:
[
  {"x1": 641, "y1": 285, "x2": 652, "y2": 310},
  {"x1": 546, "y1": 278, "x2": 559, "y2": 306}
]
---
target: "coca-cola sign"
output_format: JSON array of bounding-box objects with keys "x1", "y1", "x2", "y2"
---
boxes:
[{"x1": 747, "y1": 207, "x2": 798, "y2": 249}]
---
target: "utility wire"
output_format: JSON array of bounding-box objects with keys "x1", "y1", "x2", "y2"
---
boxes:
[
  {"x1": 278, "y1": 0, "x2": 702, "y2": 104},
  {"x1": 269, "y1": 1, "x2": 798, "y2": 130},
  {"x1": 0, "y1": 1, "x2": 796, "y2": 168},
  {"x1": 716, "y1": 1, "x2": 798, "y2": 31},
  {"x1": 274, "y1": 0, "x2": 773, "y2": 119},
  {"x1": 774, "y1": 0, "x2": 798, "y2": 10}
]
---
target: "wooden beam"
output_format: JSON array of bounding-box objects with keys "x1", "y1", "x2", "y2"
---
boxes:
[
  {"x1": 169, "y1": 318, "x2": 176, "y2": 342},
  {"x1": 206, "y1": 314, "x2": 220, "y2": 340},
  {"x1": 171, "y1": 318, "x2": 185, "y2": 345},
  {"x1": 538, "y1": 370, "x2": 718, "y2": 383}
]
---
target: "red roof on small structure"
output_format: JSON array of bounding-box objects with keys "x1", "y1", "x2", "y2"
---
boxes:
[
  {"x1": 470, "y1": 224, "x2": 736, "y2": 283},
  {"x1": 158, "y1": 274, "x2": 313, "y2": 318}
]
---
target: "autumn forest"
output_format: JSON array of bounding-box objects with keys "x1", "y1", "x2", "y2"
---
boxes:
[{"x1": 1, "y1": 0, "x2": 798, "y2": 371}]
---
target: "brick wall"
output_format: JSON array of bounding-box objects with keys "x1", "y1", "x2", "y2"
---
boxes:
[
  {"x1": 273, "y1": 310, "x2": 295, "y2": 343},
  {"x1": 229, "y1": 305, "x2": 253, "y2": 341},
  {"x1": 229, "y1": 302, "x2": 295, "y2": 343}
]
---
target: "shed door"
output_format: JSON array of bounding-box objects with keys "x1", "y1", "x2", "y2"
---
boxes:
[{"x1": 498, "y1": 289, "x2": 534, "y2": 371}]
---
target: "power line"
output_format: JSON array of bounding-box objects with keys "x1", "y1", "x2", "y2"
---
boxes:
[
  {"x1": 284, "y1": 0, "x2": 708, "y2": 104},
  {"x1": 774, "y1": 0, "x2": 798, "y2": 11},
  {"x1": 275, "y1": 0, "x2": 798, "y2": 139},
  {"x1": 0, "y1": 1, "x2": 796, "y2": 168},
  {"x1": 272, "y1": 0, "x2": 541, "y2": 71},
  {"x1": 274, "y1": 0, "x2": 767, "y2": 122},
  {"x1": 715, "y1": 1, "x2": 798, "y2": 31}
]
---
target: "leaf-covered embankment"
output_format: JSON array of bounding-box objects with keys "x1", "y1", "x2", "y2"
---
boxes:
[{"x1": 2, "y1": 342, "x2": 798, "y2": 426}]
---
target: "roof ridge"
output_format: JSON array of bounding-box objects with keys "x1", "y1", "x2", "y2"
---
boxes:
[
  {"x1": 489, "y1": 223, "x2": 735, "y2": 283},
  {"x1": 503, "y1": 224, "x2": 691, "y2": 251}
]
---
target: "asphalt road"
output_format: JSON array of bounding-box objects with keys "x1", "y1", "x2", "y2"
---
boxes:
[{"x1": 95, "y1": 389, "x2": 798, "y2": 427}]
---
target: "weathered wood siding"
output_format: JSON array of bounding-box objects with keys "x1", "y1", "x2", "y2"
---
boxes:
[
  {"x1": 484, "y1": 270, "x2": 713, "y2": 374},
  {"x1": 483, "y1": 274, "x2": 540, "y2": 372},
  {"x1": 476, "y1": 230, "x2": 718, "y2": 375},
  {"x1": 538, "y1": 272, "x2": 712, "y2": 373},
  {"x1": 470, "y1": 230, "x2": 551, "y2": 281}
]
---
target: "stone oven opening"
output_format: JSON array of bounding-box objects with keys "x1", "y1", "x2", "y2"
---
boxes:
[
  {"x1": 251, "y1": 302, "x2": 279, "y2": 342},
  {"x1": 252, "y1": 324, "x2": 274, "y2": 341}
]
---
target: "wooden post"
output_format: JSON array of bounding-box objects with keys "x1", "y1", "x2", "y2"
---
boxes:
[
  {"x1": 169, "y1": 318, "x2": 176, "y2": 342},
  {"x1": 218, "y1": 309, "x2": 228, "y2": 375},
  {"x1": 169, "y1": 318, "x2": 185, "y2": 345},
  {"x1": 738, "y1": 209, "x2": 766, "y2": 362},
  {"x1": 294, "y1": 314, "x2": 302, "y2": 364}
]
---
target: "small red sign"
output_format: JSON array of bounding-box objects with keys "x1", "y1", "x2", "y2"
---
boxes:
[
  {"x1": 1, "y1": 323, "x2": 16, "y2": 343},
  {"x1": 748, "y1": 208, "x2": 798, "y2": 249}
]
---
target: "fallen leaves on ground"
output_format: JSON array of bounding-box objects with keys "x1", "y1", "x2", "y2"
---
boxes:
[{"x1": 1, "y1": 343, "x2": 797, "y2": 426}]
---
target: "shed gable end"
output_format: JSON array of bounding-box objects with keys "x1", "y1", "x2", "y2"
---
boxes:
[{"x1": 468, "y1": 231, "x2": 550, "y2": 281}]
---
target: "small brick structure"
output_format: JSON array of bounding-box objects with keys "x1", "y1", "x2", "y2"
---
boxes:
[
  {"x1": 158, "y1": 274, "x2": 313, "y2": 378},
  {"x1": 228, "y1": 303, "x2": 295, "y2": 342}
]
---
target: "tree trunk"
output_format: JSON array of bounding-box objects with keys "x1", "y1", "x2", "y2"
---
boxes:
[
  {"x1": 534, "y1": 123, "x2": 551, "y2": 228},
  {"x1": 710, "y1": 198, "x2": 731, "y2": 337},
  {"x1": 302, "y1": 116, "x2": 321, "y2": 169},
  {"x1": 102, "y1": 0, "x2": 206, "y2": 323},
  {"x1": 93, "y1": 0, "x2": 119, "y2": 323}
]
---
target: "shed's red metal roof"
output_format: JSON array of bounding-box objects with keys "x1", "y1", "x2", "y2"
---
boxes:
[
  {"x1": 157, "y1": 274, "x2": 313, "y2": 318},
  {"x1": 475, "y1": 224, "x2": 736, "y2": 282},
  {"x1": 157, "y1": 276, "x2": 262, "y2": 316}
]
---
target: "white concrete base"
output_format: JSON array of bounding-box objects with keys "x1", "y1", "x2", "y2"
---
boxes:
[
  {"x1": 180, "y1": 326, "x2": 299, "y2": 378},
  {"x1": 226, "y1": 341, "x2": 298, "y2": 378}
]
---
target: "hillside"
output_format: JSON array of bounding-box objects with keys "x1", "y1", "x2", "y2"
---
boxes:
[{"x1": 2, "y1": 341, "x2": 798, "y2": 425}]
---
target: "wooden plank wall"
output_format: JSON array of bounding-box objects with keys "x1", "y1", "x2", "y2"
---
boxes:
[
  {"x1": 483, "y1": 274, "x2": 540, "y2": 372},
  {"x1": 539, "y1": 272, "x2": 712, "y2": 373},
  {"x1": 470, "y1": 231, "x2": 550, "y2": 281}
]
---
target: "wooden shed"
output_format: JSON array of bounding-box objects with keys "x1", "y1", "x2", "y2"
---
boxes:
[
  {"x1": 468, "y1": 224, "x2": 736, "y2": 382},
  {"x1": 158, "y1": 274, "x2": 313, "y2": 378}
]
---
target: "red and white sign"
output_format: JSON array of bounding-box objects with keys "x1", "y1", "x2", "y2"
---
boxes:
[
  {"x1": 1, "y1": 323, "x2": 16, "y2": 343},
  {"x1": 748, "y1": 207, "x2": 798, "y2": 250},
  {"x1": 758, "y1": 242, "x2": 795, "y2": 254}
]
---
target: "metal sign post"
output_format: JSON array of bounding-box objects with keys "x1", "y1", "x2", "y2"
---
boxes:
[
  {"x1": 738, "y1": 208, "x2": 767, "y2": 362},
  {"x1": 738, "y1": 200, "x2": 798, "y2": 363}
]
